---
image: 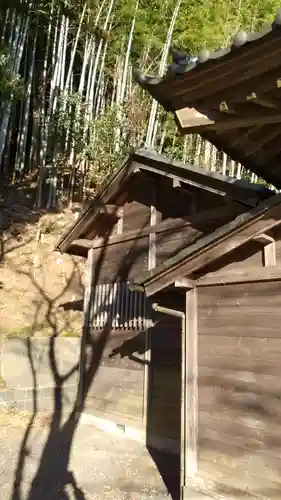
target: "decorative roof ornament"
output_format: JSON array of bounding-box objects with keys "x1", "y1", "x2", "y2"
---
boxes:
[
  {"x1": 166, "y1": 49, "x2": 197, "y2": 76},
  {"x1": 232, "y1": 31, "x2": 248, "y2": 48}
]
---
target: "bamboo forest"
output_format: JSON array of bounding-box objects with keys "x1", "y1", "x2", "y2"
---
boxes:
[{"x1": 0, "y1": 0, "x2": 280, "y2": 209}]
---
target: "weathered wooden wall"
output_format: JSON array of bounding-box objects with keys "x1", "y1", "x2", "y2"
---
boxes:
[
  {"x1": 91, "y1": 235, "x2": 150, "y2": 283},
  {"x1": 84, "y1": 328, "x2": 146, "y2": 428},
  {"x1": 80, "y1": 170, "x2": 269, "y2": 460},
  {"x1": 87, "y1": 172, "x2": 248, "y2": 283},
  {"x1": 197, "y1": 281, "x2": 281, "y2": 498}
]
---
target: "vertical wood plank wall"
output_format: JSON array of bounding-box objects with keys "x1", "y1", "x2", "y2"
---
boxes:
[
  {"x1": 82, "y1": 173, "x2": 260, "y2": 450},
  {"x1": 84, "y1": 180, "x2": 155, "y2": 429},
  {"x1": 197, "y1": 280, "x2": 281, "y2": 498},
  {"x1": 84, "y1": 327, "x2": 147, "y2": 427}
]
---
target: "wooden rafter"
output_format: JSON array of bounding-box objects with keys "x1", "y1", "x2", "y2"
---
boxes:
[
  {"x1": 245, "y1": 93, "x2": 278, "y2": 109},
  {"x1": 174, "y1": 278, "x2": 196, "y2": 289},
  {"x1": 176, "y1": 107, "x2": 281, "y2": 134}
]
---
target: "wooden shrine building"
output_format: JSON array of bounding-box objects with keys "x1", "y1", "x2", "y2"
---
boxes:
[
  {"x1": 130, "y1": 9, "x2": 281, "y2": 500},
  {"x1": 56, "y1": 145, "x2": 281, "y2": 499}
]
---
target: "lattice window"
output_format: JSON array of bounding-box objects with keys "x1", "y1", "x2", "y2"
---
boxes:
[{"x1": 91, "y1": 282, "x2": 151, "y2": 330}]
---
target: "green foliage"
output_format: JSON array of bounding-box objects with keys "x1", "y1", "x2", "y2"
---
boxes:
[
  {"x1": 85, "y1": 105, "x2": 130, "y2": 189},
  {"x1": 51, "y1": 92, "x2": 88, "y2": 154},
  {"x1": 1, "y1": 0, "x2": 280, "y2": 203},
  {"x1": 172, "y1": 0, "x2": 281, "y2": 53},
  {"x1": 0, "y1": 45, "x2": 23, "y2": 100}
]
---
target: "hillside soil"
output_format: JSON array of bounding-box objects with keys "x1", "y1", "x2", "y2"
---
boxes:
[{"x1": 0, "y1": 184, "x2": 85, "y2": 337}]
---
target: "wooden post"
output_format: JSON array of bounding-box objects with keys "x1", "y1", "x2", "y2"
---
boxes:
[
  {"x1": 148, "y1": 204, "x2": 157, "y2": 270},
  {"x1": 181, "y1": 287, "x2": 198, "y2": 498},
  {"x1": 253, "y1": 233, "x2": 276, "y2": 267},
  {"x1": 264, "y1": 241, "x2": 276, "y2": 266},
  {"x1": 143, "y1": 188, "x2": 160, "y2": 426},
  {"x1": 76, "y1": 248, "x2": 95, "y2": 412},
  {"x1": 148, "y1": 184, "x2": 160, "y2": 271}
]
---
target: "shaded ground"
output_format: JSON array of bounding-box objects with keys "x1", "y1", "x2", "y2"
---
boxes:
[{"x1": 0, "y1": 410, "x2": 171, "y2": 500}]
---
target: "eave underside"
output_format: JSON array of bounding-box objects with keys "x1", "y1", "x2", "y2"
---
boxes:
[{"x1": 134, "y1": 22, "x2": 281, "y2": 188}]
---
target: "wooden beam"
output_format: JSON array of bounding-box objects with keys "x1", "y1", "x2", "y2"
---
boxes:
[
  {"x1": 173, "y1": 178, "x2": 181, "y2": 188},
  {"x1": 253, "y1": 233, "x2": 274, "y2": 244},
  {"x1": 144, "y1": 190, "x2": 159, "y2": 432},
  {"x1": 148, "y1": 201, "x2": 158, "y2": 271},
  {"x1": 176, "y1": 92, "x2": 281, "y2": 120},
  {"x1": 174, "y1": 278, "x2": 196, "y2": 289},
  {"x1": 246, "y1": 93, "x2": 278, "y2": 109},
  {"x1": 175, "y1": 97, "x2": 281, "y2": 134},
  {"x1": 70, "y1": 201, "x2": 245, "y2": 255},
  {"x1": 71, "y1": 217, "x2": 192, "y2": 253},
  {"x1": 197, "y1": 266, "x2": 281, "y2": 286},
  {"x1": 182, "y1": 287, "x2": 198, "y2": 483},
  {"x1": 178, "y1": 110, "x2": 281, "y2": 134},
  {"x1": 176, "y1": 107, "x2": 214, "y2": 129},
  {"x1": 218, "y1": 97, "x2": 279, "y2": 114},
  {"x1": 116, "y1": 206, "x2": 123, "y2": 235}
]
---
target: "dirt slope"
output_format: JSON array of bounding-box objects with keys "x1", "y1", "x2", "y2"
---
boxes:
[{"x1": 0, "y1": 186, "x2": 85, "y2": 337}]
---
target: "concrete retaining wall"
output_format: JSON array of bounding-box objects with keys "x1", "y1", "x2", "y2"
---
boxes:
[
  {"x1": 0, "y1": 337, "x2": 179, "y2": 454},
  {"x1": 0, "y1": 338, "x2": 80, "y2": 411}
]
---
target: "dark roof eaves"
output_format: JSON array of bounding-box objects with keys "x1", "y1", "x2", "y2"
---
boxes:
[{"x1": 133, "y1": 148, "x2": 274, "y2": 198}]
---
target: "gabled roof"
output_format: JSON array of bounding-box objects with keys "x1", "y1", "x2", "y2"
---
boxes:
[
  {"x1": 133, "y1": 9, "x2": 281, "y2": 188},
  {"x1": 55, "y1": 149, "x2": 273, "y2": 254},
  {"x1": 130, "y1": 191, "x2": 281, "y2": 296}
]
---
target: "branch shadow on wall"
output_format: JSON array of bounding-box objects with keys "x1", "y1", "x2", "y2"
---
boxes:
[
  {"x1": 8, "y1": 194, "x2": 281, "y2": 500},
  {"x1": 9, "y1": 202, "x2": 166, "y2": 500},
  {"x1": 107, "y1": 294, "x2": 281, "y2": 500},
  {"x1": 8, "y1": 204, "x2": 120, "y2": 500},
  {"x1": 108, "y1": 290, "x2": 185, "y2": 500}
]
